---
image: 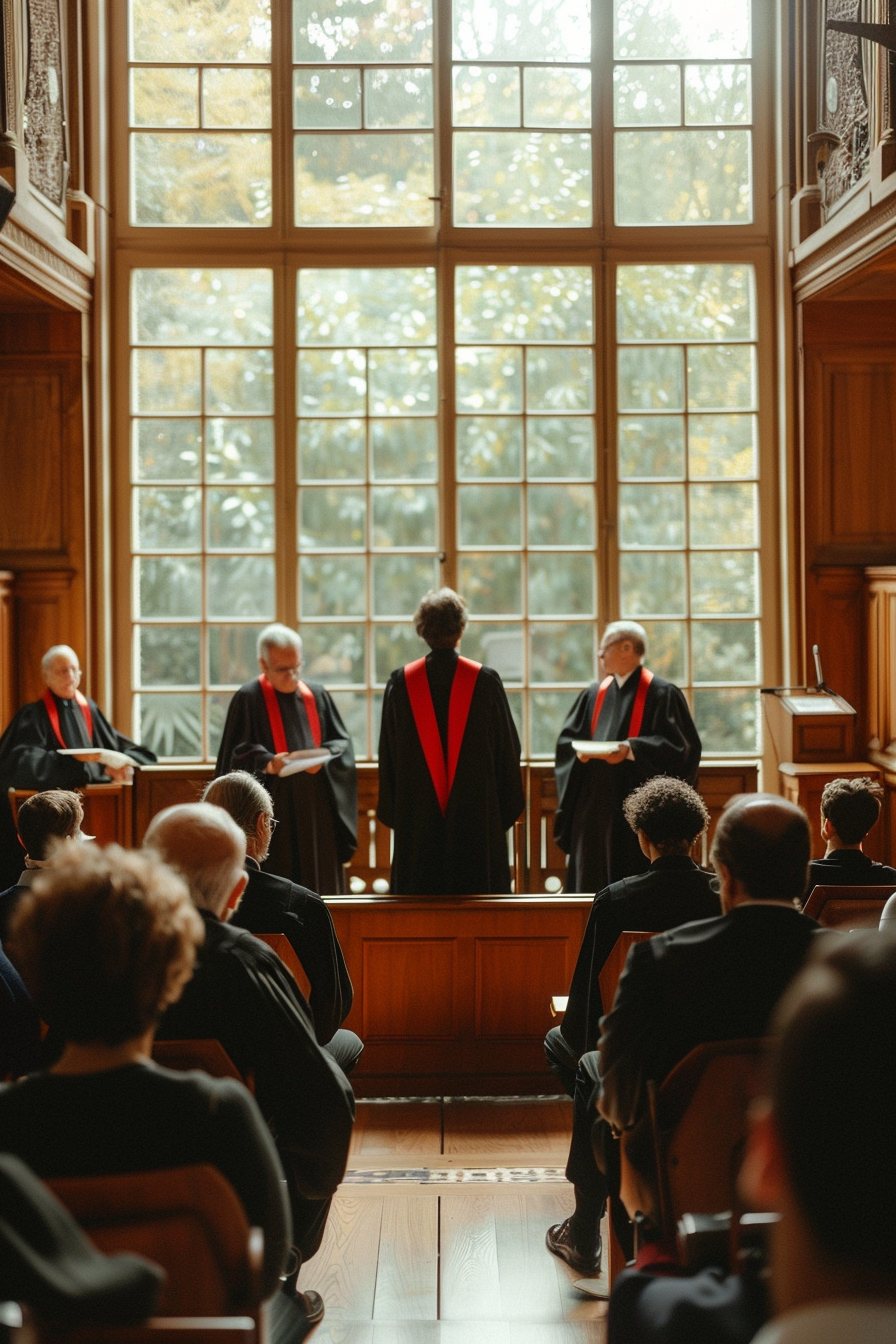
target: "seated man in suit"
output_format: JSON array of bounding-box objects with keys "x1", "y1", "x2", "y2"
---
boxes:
[
  {"x1": 806, "y1": 776, "x2": 896, "y2": 895},
  {"x1": 0, "y1": 789, "x2": 85, "y2": 945},
  {"x1": 546, "y1": 794, "x2": 819, "y2": 1278},
  {"x1": 145, "y1": 802, "x2": 355, "y2": 1304},
  {"x1": 545, "y1": 776, "x2": 720, "y2": 1096},
  {"x1": 202, "y1": 770, "x2": 362, "y2": 1075}
]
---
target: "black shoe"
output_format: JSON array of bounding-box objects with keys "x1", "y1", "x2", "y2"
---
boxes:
[
  {"x1": 269, "y1": 1287, "x2": 325, "y2": 1344},
  {"x1": 294, "y1": 1291, "x2": 324, "y2": 1324},
  {"x1": 546, "y1": 1218, "x2": 602, "y2": 1275}
]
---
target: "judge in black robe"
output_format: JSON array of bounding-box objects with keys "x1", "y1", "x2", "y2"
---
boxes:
[
  {"x1": 554, "y1": 622, "x2": 701, "y2": 894},
  {"x1": 214, "y1": 625, "x2": 357, "y2": 896},
  {"x1": 377, "y1": 588, "x2": 525, "y2": 895}
]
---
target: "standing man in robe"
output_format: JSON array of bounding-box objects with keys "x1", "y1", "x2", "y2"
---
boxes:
[
  {"x1": 554, "y1": 621, "x2": 701, "y2": 894},
  {"x1": 377, "y1": 588, "x2": 524, "y2": 895},
  {"x1": 215, "y1": 624, "x2": 357, "y2": 895}
]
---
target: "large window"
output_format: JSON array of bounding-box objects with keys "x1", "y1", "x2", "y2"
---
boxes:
[{"x1": 117, "y1": 0, "x2": 775, "y2": 763}]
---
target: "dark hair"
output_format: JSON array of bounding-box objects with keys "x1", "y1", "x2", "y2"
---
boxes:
[
  {"x1": 710, "y1": 794, "x2": 810, "y2": 903},
  {"x1": 820, "y1": 776, "x2": 882, "y2": 845},
  {"x1": 622, "y1": 776, "x2": 710, "y2": 854},
  {"x1": 770, "y1": 932, "x2": 896, "y2": 1279},
  {"x1": 16, "y1": 790, "x2": 83, "y2": 860},
  {"x1": 8, "y1": 843, "x2": 203, "y2": 1045},
  {"x1": 414, "y1": 588, "x2": 468, "y2": 649}
]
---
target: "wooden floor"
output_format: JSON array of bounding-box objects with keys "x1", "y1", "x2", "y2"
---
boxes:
[{"x1": 299, "y1": 1098, "x2": 609, "y2": 1344}]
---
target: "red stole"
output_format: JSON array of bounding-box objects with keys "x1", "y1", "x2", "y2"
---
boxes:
[
  {"x1": 258, "y1": 674, "x2": 322, "y2": 753},
  {"x1": 590, "y1": 666, "x2": 655, "y2": 739},
  {"x1": 404, "y1": 656, "x2": 481, "y2": 814},
  {"x1": 42, "y1": 689, "x2": 94, "y2": 747}
]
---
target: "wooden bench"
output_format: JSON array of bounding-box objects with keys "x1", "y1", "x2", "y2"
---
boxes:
[{"x1": 803, "y1": 883, "x2": 895, "y2": 928}]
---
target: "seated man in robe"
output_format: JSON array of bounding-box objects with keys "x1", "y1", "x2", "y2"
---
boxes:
[
  {"x1": 546, "y1": 795, "x2": 820, "y2": 1278},
  {"x1": 377, "y1": 587, "x2": 524, "y2": 895},
  {"x1": 0, "y1": 789, "x2": 85, "y2": 944},
  {"x1": 545, "y1": 776, "x2": 720, "y2": 1097},
  {"x1": 146, "y1": 802, "x2": 355, "y2": 1296},
  {"x1": 806, "y1": 776, "x2": 896, "y2": 895},
  {"x1": 203, "y1": 770, "x2": 363, "y2": 1076},
  {"x1": 214, "y1": 624, "x2": 357, "y2": 895},
  {"x1": 554, "y1": 622, "x2": 702, "y2": 895}
]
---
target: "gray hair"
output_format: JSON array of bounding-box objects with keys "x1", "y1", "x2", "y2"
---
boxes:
[
  {"x1": 601, "y1": 621, "x2": 647, "y2": 657},
  {"x1": 257, "y1": 624, "x2": 303, "y2": 662},
  {"x1": 143, "y1": 802, "x2": 246, "y2": 916},
  {"x1": 202, "y1": 771, "x2": 272, "y2": 840},
  {"x1": 41, "y1": 644, "x2": 79, "y2": 675}
]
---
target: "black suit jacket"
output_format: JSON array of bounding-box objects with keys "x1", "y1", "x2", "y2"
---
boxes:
[
  {"x1": 561, "y1": 856, "x2": 721, "y2": 1058},
  {"x1": 231, "y1": 859, "x2": 353, "y2": 1047},
  {"x1": 807, "y1": 849, "x2": 896, "y2": 893},
  {"x1": 598, "y1": 903, "x2": 820, "y2": 1133}
]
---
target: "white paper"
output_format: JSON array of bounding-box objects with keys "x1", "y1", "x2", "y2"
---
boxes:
[
  {"x1": 571, "y1": 740, "x2": 624, "y2": 758},
  {"x1": 782, "y1": 695, "x2": 851, "y2": 715},
  {"x1": 279, "y1": 749, "x2": 331, "y2": 778},
  {"x1": 57, "y1": 747, "x2": 137, "y2": 769}
]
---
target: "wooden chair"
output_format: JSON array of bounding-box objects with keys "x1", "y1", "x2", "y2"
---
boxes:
[
  {"x1": 803, "y1": 883, "x2": 895, "y2": 928},
  {"x1": 597, "y1": 930, "x2": 655, "y2": 1017},
  {"x1": 252, "y1": 932, "x2": 312, "y2": 1002},
  {"x1": 620, "y1": 1038, "x2": 768, "y2": 1249},
  {"x1": 151, "y1": 1040, "x2": 253, "y2": 1094}
]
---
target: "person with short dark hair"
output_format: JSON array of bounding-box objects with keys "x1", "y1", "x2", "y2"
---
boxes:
[
  {"x1": 738, "y1": 932, "x2": 896, "y2": 1342},
  {"x1": 806, "y1": 776, "x2": 896, "y2": 895},
  {"x1": 0, "y1": 789, "x2": 85, "y2": 945},
  {"x1": 545, "y1": 776, "x2": 719, "y2": 1097},
  {"x1": 0, "y1": 842, "x2": 290, "y2": 1301},
  {"x1": 377, "y1": 588, "x2": 524, "y2": 894}
]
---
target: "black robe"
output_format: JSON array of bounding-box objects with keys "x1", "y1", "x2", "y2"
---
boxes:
[
  {"x1": 214, "y1": 678, "x2": 357, "y2": 896},
  {"x1": 376, "y1": 649, "x2": 525, "y2": 895},
  {"x1": 554, "y1": 671, "x2": 701, "y2": 894}
]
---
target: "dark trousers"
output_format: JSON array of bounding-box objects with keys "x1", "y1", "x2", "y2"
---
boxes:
[
  {"x1": 567, "y1": 1050, "x2": 634, "y2": 1260},
  {"x1": 544, "y1": 1024, "x2": 580, "y2": 1099},
  {"x1": 325, "y1": 1028, "x2": 363, "y2": 1076}
]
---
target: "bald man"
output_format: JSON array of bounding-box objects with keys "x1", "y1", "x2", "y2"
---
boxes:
[{"x1": 547, "y1": 795, "x2": 823, "y2": 1278}]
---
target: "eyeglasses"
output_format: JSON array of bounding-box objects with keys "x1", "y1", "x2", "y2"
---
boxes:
[
  {"x1": 269, "y1": 664, "x2": 301, "y2": 678},
  {"x1": 265, "y1": 815, "x2": 279, "y2": 832},
  {"x1": 598, "y1": 640, "x2": 622, "y2": 657}
]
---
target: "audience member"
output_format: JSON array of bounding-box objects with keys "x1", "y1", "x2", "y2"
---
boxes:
[
  {"x1": 806, "y1": 777, "x2": 896, "y2": 894},
  {"x1": 0, "y1": 789, "x2": 85, "y2": 945},
  {"x1": 546, "y1": 776, "x2": 719, "y2": 1096},
  {"x1": 0, "y1": 940, "x2": 41, "y2": 1080},
  {"x1": 145, "y1": 803, "x2": 355, "y2": 1300},
  {"x1": 202, "y1": 771, "x2": 362, "y2": 1074},
  {"x1": 740, "y1": 932, "x2": 896, "y2": 1342},
  {"x1": 0, "y1": 843, "x2": 290, "y2": 1300},
  {"x1": 546, "y1": 794, "x2": 819, "y2": 1277}
]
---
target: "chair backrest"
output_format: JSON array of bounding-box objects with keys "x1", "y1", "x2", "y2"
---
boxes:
[
  {"x1": 802, "y1": 884, "x2": 895, "y2": 928},
  {"x1": 151, "y1": 1040, "x2": 250, "y2": 1092},
  {"x1": 46, "y1": 1165, "x2": 262, "y2": 1317},
  {"x1": 597, "y1": 930, "x2": 654, "y2": 1015},
  {"x1": 252, "y1": 933, "x2": 311, "y2": 1002}
]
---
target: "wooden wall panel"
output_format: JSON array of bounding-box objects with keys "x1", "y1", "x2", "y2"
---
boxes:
[
  {"x1": 474, "y1": 937, "x2": 569, "y2": 1039},
  {"x1": 0, "y1": 572, "x2": 14, "y2": 727},
  {"x1": 362, "y1": 939, "x2": 458, "y2": 1040},
  {"x1": 132, "y1": 764, "x2": 214, "y2": 845},
  {"x1": 13, "y1": 568, "x2": 77, "y2": 703},
  {"x1": 803, "y1": 567, "x2": 866, "y2": 745},
  {"x1": 0, "y1": 374, "x2": 65, "y2": 551}
]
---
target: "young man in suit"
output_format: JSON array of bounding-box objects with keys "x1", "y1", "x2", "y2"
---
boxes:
[{"x1": 806, "y1": 776, "x2": 896, "y2": 895}]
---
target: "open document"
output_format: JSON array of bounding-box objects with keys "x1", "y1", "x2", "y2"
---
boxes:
[
  {"x1": 57, "y1": 747, "x2": 139, "y2": 770},
  {"x1": 570, "y1": 740, "x2": 624, "y2": 758},
  {"x1": 279, "y1": 747, "x2": 332, "y2": 778}
]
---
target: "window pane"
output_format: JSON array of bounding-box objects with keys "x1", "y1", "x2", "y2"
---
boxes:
[
  {"x1": 618, "y1": 417, "x2": 685, "y2": 478},
  {"x1": 202, "y1": 68, "x2": 271, "y2": 129},
  {"x1": 303, "y1": 624, "x2": 367, "y2": 683},
  {"x1": 131, "y1": 132, "x2": 272, "y2": 226},
  {"x1": 454, "y1": 131, "x2": 592, "y2": 227},
  {"x1": 132, "y1": 269, "x2": 273, "y2": 345},
  {"x1": 456, "y1": 347, "x2": 523, "y2": 413},
  {"x1": 692, "y1": 619, "x2": 758, "y2": 682},
  {"x1": 299, "y1": 486, "x2": 366, "y2": 548},
  {"x1": 693, "y1": 687, "x2": 759, "y2": 753},
  {"x1": 617, "y1": 264, "x2": 756, "y2": 342},
  {"x1": 138, "y1": 625, "x2": 201, "y2": 687},
  {"x1": 453, "y1": 0, "x2": 591, "y2": 62},
  {"x1": 135, "y1": 556, "x2": 202, "y2": 618},
  {"x1": 207, "y1": 555, "x2": 275, "y2": 617},
  {"x1": 462, "y1": 623, "x2": 524, "y2": 680},
  {"x1": 372, "y1": 420, "x2": 438, "y2": 480},
  {"x1": 619, "y1": 483, "x2": 685, "y2": 546},
  {"x1": 614, "y1": 64, "x2": 679, "y2": 125},
  {"x1": 530, "y1": 622, "x2": 594, "y2": 681},
  {"x1": 618, "y1": 346, "x2": 684, "y2": 411},
  {"x1": 136, "y1": 693, "x2": 202, "y2": 758},
  {"x1": 685, "y1": 64, "x2": 751, "y2": 124},
  {"x1": 300, "y1": 554, "x2": 367, "y2": 616},
  {"x1": 458, "y1": 485, "x2": 523, "y2": 546},
  {"x1": 130, "y1": 68, "x2": 198, "y2": 127},
  {"x1": 207, "y1": 486, "x2": 275, "y2": 549},
  {"x1": 368, "y1": 348, "x2": 437, "y2": 415},
  {"x1": 527, "y1": 348, "x2": 593, "y2": 411},
  {"x1": 206, "y1": 349, "x2": 273, "y2": 414},
  {"x1": 613, "y1": 0, "x2": 751, "y2": 60},
  {"x1": 133, "y1": 349, "x2": 201, "y2": 413},
  {"x1": 530, "y1": 690, "x2": 574, "y2": 757},
  {"x1": 688, "y1": 414, "x2": 757, "y2": 478},
  {"x1": 524, "y1": 68, "x2": 591, "y2": 127},
  {"x1": 298, "y1": 268, "x2": 437, "y2": 347},
  {"x1": 299, "y1": 419, "x2": 365, "y2": 481},
  {"x1": 372, "y1": 485, "x2": 438, "y2": 547},
  {"x1": 134, "y1": 420, "x2": 202, "y2": 480},
  {"x1": 620, "y1": 551, "x2": 686, "y2": 615},
  {"x1": 375, "y1": 625, "x2": 426, "y2": 681},
  {"x1": 372, "y1": 554, "x2": 438, "y2": 615},
  {"x1": 528, "y1": 418, "x2": 594, "y2": 477},
  {"x1": 690, "y1": 551, "x2": 758, "y2": 614},
  {"x1": 529, "y1": 553, "x2": 595, "y2": 615},
  {"x1": 297, "y1": 349, "x2": 367, "y2": 415},
  {"x1": 457, "y1": 417, "x2": 523, "y2": 478},
  {"x1": 134, "y1": 486, "x2": 202, "y2": 550},
  {"x1": 528, "y1": 484, "x2": 595, "y2": 546},
  {"x1": 453, "y1": 66, "x2": 520, "y2": 126},
  {"x1": 689, "y1": 482, "x2": 757, "y2": 546},
  {"x1": 334, "y1": 690, "x2": 369, "y2": 758},
  {"x1": 209, "y1": 693, "x2": 234, "y2": 758},
  {"x1": 130, "y1": 0, "x2": 272, "y2": 62},
  {"x1": 641, "y1": 619, "x2": 687, "y2": 682},
  {"x1": 687, "y1": 346, "x2": 756, "y2": 410},
  {"x1": 365, "y1": 68, "x2": 433, "y2": 128},
  {"x1": 458, "y1": 553, "x2": 522, "y2": 615},
  {"x1": 295, "y1": 133, "x2": 434, "y2": 226},
  {"x1": 208, "y1": 624, "x2": 264, "y2": 684},
  {"x1": 293, "y1": 69, "x2": 361, "y2": 129},
  {"x1": 206, "y1": 419, "x2": 274, "y2": 481},
  {"x1": 615, "y1": 129, "x2": 752, "y2": 225},
  {"x1": 457, "y1": 266, "x2": 593, "y2": 343},
  {"x1": 293, "y1": 0, "x2": 433, "y2": 63}
]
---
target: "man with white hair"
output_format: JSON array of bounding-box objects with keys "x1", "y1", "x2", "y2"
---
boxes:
[
  {"x1": 146, "y1": 802, "x2": 354, "y2": 1317},
  {"x1": 554, "y1": 621, "x2": 701, "y2": 893},
  {"x1": 214, "y1": 623, "x2": 357, "y2": 894}
]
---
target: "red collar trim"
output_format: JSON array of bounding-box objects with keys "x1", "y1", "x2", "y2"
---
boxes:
[
  {"x1": 590, "y1": 666, "x2": 655, "y2": 739},
  {"x1": 258, "y1": 675, "x2": 322, "y2": 754},
  {"x1": 404, "y1": 656, "x2": 482, "y2": 814},
  {"x1": 42, "y1": 689, "x2": 93, "y2": 747}
]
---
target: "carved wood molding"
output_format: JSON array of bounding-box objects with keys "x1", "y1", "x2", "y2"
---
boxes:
[
  {"x1": 793, "y1": 186, "x2": 896, "y2": 298},
  {"x1": 23, "y1": 0, "x2": 66, "y2": 206},
  {"x1": 0, "y1": 207, "x2": 92, "y2": 308},
  {"x1": 1, "y1": 0, "x2": 22, "y2": 147}
]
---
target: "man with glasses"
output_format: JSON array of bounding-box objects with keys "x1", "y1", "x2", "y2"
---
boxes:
[
  {"x1": 214, "y1": 624, "x2": 357, "y2": 895},
  {"x1": 554, "y1": 621, "x2": 701, "y2": 894}
]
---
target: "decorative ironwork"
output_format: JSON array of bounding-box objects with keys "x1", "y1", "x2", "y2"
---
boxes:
[
  {"x1": 820, "y1": 0, "x2": 873, "y2": 208},
  {"x1": 22, "y1": 0, "x2": 65, "y2": 205}
]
